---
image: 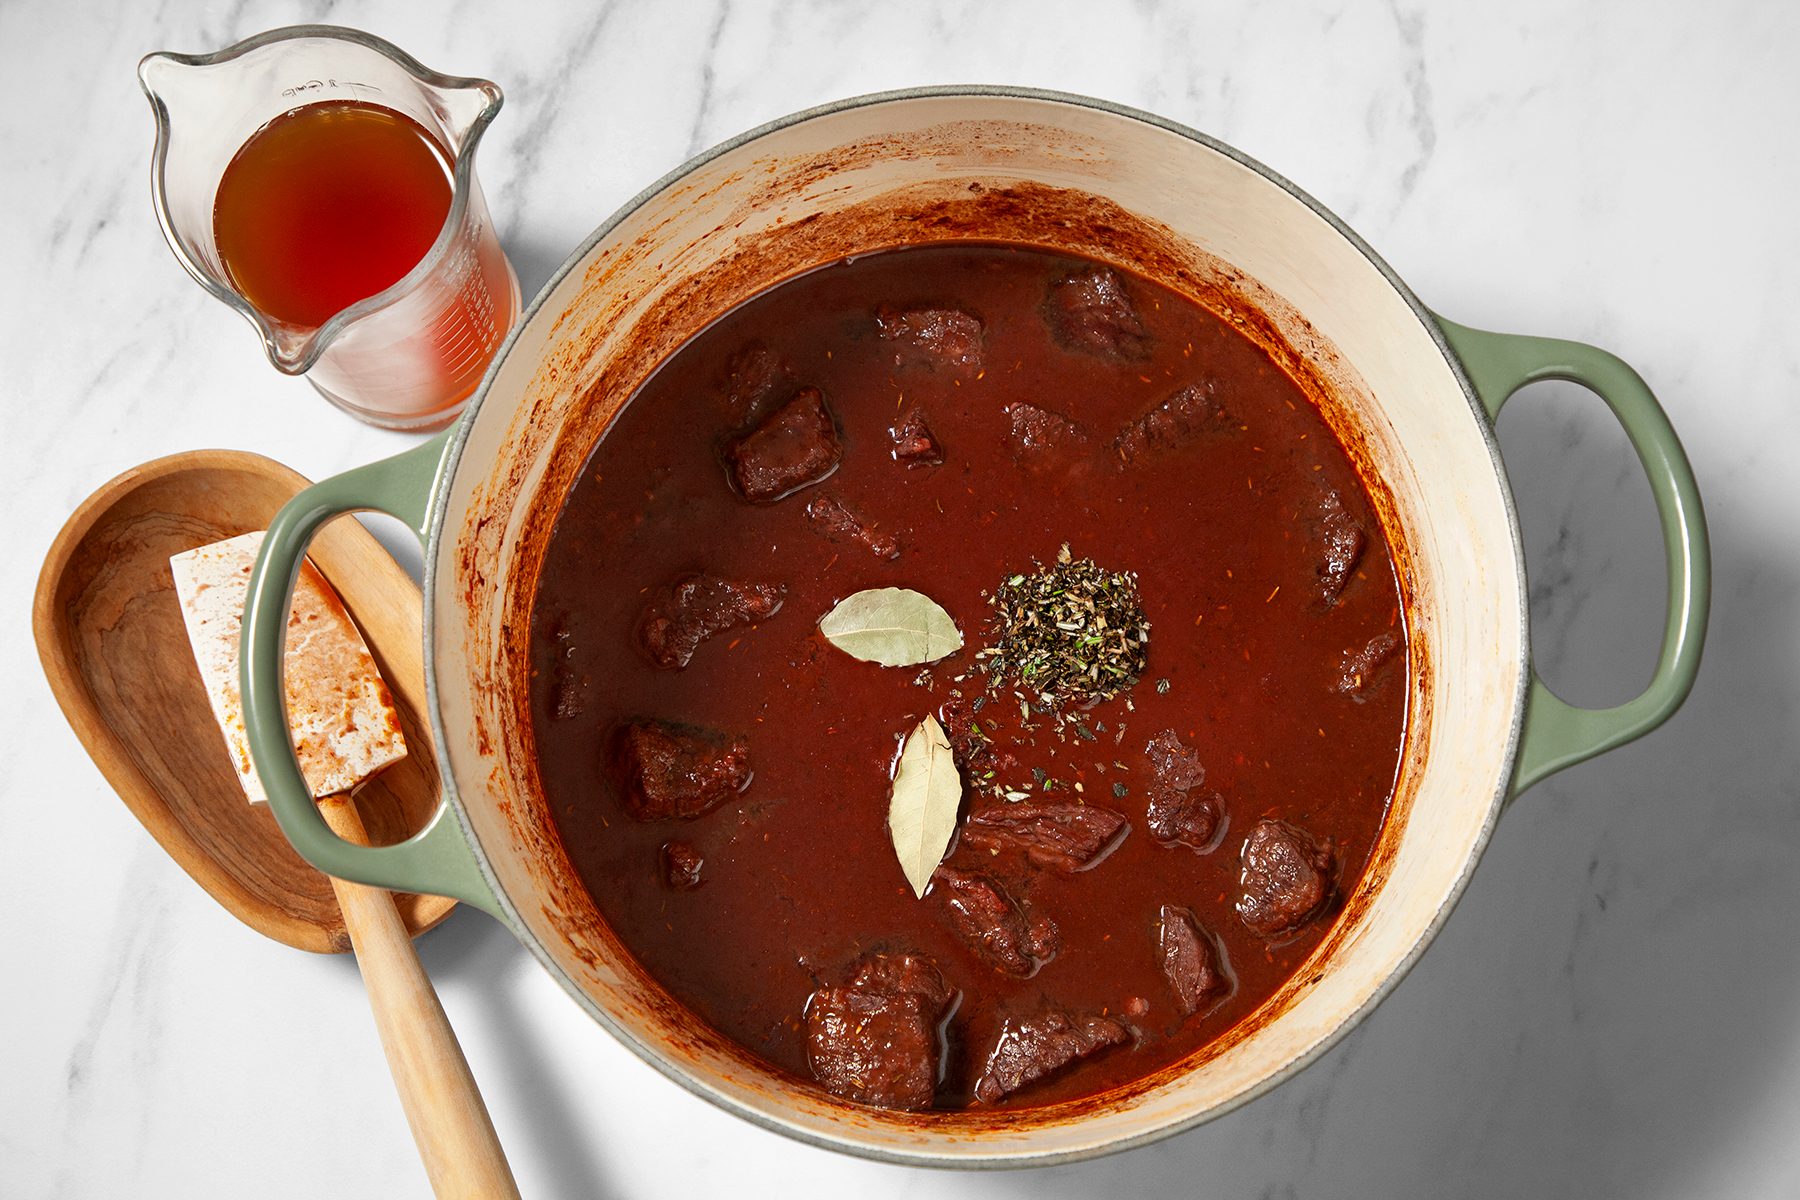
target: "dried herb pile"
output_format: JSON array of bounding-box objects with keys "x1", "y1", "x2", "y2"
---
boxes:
[{"x1": 978, "y1": 546, "x2": 1149, "y2": 709}]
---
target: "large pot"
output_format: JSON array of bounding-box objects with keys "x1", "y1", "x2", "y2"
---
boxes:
[{"x1": 241, "y1": 88, "x2": 1708, "y2": 1166}]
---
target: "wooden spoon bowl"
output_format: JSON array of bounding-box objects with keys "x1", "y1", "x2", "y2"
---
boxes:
[{"x1": 33, "y1": 450, "x2": 455, "y2": 952}]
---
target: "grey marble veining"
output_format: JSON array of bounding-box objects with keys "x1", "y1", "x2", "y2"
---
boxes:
[{"x1": 4, "y1": 1, "x2": 1799, "y2": 1197}]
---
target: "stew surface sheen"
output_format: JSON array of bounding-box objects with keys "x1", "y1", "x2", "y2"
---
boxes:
[{"x1": 529, "y1": 244, "x2": 1407, "y2": 1111}]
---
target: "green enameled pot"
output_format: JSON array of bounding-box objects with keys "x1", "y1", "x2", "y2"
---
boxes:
[{"x1": 239, "y1": 88, "x2": 1708, "y2": 1167}]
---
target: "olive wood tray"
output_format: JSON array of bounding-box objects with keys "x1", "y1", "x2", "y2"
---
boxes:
[{"x1": 33, "y1": 450, "x2": 454, "y2": 952}]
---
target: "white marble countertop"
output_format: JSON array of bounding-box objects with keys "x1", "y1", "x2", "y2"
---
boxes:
[{"x1": 5, "y1": 1, "x2": 1798, "y2": 1196}]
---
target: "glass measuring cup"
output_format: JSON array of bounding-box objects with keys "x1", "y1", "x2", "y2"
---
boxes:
[{"x1": 140, "y1": 26, "x2": 521, "y2": 431}]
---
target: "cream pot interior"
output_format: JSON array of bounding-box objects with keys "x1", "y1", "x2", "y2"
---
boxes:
[{"x1": 426, "y1": 90, "x2": 1525, "y2": 1164}]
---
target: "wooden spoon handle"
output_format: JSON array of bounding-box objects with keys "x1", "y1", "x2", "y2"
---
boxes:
[{"x1": 319, "y1": 796, "x2": 520, "y2": 1200}]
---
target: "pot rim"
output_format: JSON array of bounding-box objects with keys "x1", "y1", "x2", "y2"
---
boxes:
[{"x1": 421, "y1": 84, "x2": 1529, "y2": 1168}]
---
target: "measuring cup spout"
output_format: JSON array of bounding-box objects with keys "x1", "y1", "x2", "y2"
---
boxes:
[{"x1": 139, "y1": 25, "x2": 518, "y2": 430}]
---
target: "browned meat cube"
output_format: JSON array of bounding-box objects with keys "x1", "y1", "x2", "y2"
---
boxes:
[
  {"x1": 875, "y1": 305, "x2": 985, "y2": 376},
  {"x1": 805, "y1": 493, "x2": 900, "y2": 561},
  {"x1": 1311, "y1": 488, "x2": 1367, "y2": 603},
  {"x1": 1145, "y1": 728, "x2": 1206, "y2": 790},
  {"x1": 720, "y1": 342, "x2": 793, "y2": 428},
  {"x1": 972, "y1": 1005, "x2": 1131, "y2": 1104},
  {"x1": 1159, "y1": 904, "x2": 1232, "y2": 1017},
  {"x1": 960, "y1": 802, "x2": 1129, "y2": 872},
  {"x1": 1113, "y1": 380, "x2": 1229, "y2": 465},
  {"x1": 614, "y1": 721, "x2": 751, "y2": 820},
  {"x1": 1335, "y1": 630, "x2": 1402, "y2": 697},
  {"x1": 889, "y1": 407, "x2": 944, "y2": 466},
  {"x1": 1144, "y1": 729, "x2": 1225, "y2": 851},
  {"x1": 638, "y1": 573, "x2": 785, "y2": 669},
  {"x1": 804, "y1": 953, "x2": 955, "y2": 1111},
  {"x1": 1005, "y1": 401, "x2": 1088, "y2": 470},
  {"x1": 725, "y1": 386, "x2": 843, "y2": 502},
  {"x1": 931, "y1": 865, "x2": 1058, "y2": 977},
  {"x1": 848, "y1": 951, "x2": 955, "y2": 1008},
  {"x1": 1147, "y1": 789, "x2": 1223, "y2": 850},
  {"x1": 1236, "y1": 819, "x2": 1336, "y2": 939},
  {"x1": 661, "y1": 841, "x2": 704, "y2": 889},
  {"x1": 1042, "y1": 264, "x2": 1151, "y2": 362}
]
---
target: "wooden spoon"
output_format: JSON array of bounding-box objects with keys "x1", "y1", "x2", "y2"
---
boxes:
[
  {"x1": 34, "y1": 450, "x2": 518, "y2": 1198},
  {"x1": 313, "y1": 793, "x2": 518, "y2": 1198}
]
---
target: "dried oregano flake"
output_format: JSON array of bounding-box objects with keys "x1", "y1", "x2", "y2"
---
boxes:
[{"x1": 978, "y1": 544, "x2": 1149, "y2": 709}]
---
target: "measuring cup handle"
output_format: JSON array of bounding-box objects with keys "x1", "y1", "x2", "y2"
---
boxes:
[{"x1": 239, "y1": 431, "x2": 502, "y2": 917}]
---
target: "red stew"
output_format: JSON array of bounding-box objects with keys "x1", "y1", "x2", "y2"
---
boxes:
[{"x1": 529, "y1": 244, "x2": 1407, "y2": 1111}]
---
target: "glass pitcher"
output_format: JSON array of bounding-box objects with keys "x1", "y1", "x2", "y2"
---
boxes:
[{"x1": 140, "y1": 25, "x2": 521, "y2": 431}]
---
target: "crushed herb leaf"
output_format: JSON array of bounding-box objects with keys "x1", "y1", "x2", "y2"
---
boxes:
[{"x1": 982, "y1": 548, "x2": 1149, "y2": 709}]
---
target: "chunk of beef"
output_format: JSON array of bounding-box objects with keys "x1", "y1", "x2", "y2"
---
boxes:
[
  {"x1": 875, "y1": 305, "x2": 985, "y2": 376},
  {"x1": 1235, "y1": 818, "x2": 1336, "y2": 939},
  {"x1": 1145, "y1": 728, "x2": 1206, "y2": 790},
  {"x1": 725, "y1": 386, "x2": 842, "y2": 502},
  {"x1": 638, "y1": 573, "x2": 785, "y2": 669},
  {"x1": 1311, "y1": 488, "x2": 1367, "y2": 603},
  {"x1": 849, "y1": 952, "x2": 954, "y2": 1005},
  {"x1": 1335, "y1": 630, "x2": 1402, "y2": 697},
  {"x1": 1113, "y1": 380, "x2": 1229, "y2": 465},
  {"x1": 931, "y1": 865, "x2": 1058, "y2": 977},
  {"x1": 972, "y1": 1005, "x2": 1132, "y2": 1104},
  {"x1": 889, "y1": 407, "x2": 944, "y2": 466},
  {"x1": 1143, "y1": 729, "x2": 1225, "y2": 851},
  {"x1": 1147, "y1": 789, "x2": 1224, "y2": 851},
  {"x1": 661, "y1": 840, "x2": 704, "y2": 889},
  {"x1": 720, "y1": 342, "x2": 793, "y2": 428},
  {"x1": 614, "y1": 721, "x2": 751, "y2": 820},
  {"x1": 804, "y1": 953, "x2": 955, "y2": 1110},
  {"x1": 961, "y1": 802, "x2": 1129, "y2": 872},
  {"x1": 805, "y1": 492, "x2": 900, "y2": 561},
  {"x1": 1042, "y1": 264, "x2": 1151, "y2": 362},
  {"x1": 1005, "y1": 401, "x2": 1088, "y2": 470},
  {"x1": 1159, "y1": 904, "x2": 1232, "y2": 1016}
]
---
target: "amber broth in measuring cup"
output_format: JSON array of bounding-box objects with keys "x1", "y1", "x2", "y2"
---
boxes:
[
  {"x1": 214, "y1": 102, "x2": 452, "y2": 329},
  {"x1": 143, "y1": 29, "x2": 519, "y2": 429}
]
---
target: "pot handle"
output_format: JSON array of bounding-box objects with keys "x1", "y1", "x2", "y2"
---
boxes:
[
  {"x1": 240, "y1": 430, "x2": 504, "y2": 918},
  {"x1": 1436, "y1": 316, "x2": 1710, "y2": 796}
]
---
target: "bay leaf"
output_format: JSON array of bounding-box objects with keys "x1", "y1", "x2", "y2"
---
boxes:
[
  {"x1": 819, "y1": 586, "x2": 962, "y2": 667},
  {"x1": 888, "y1": 714, "x2": 962, "y2": 899}
]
